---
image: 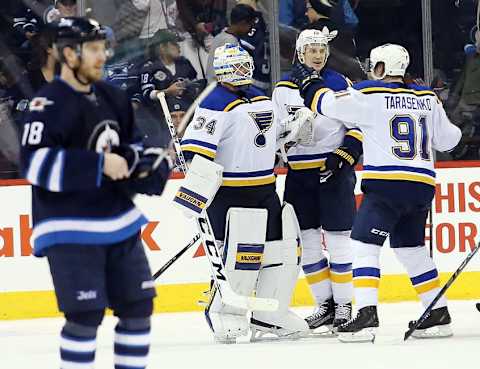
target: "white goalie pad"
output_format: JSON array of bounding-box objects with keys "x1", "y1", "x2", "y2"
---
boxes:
[
  {"x1": 205, "y1": 207, "x2": 268, "y2": 343},
  {"x1": 173, "y1": 155, "x2": 223, "y2": 218},
  {"x1": 252, "y1": 203, "x2": 308, "y2": 338},
  {"x1": 223, "y1": 207, "x2": 268, "y2": 297}
]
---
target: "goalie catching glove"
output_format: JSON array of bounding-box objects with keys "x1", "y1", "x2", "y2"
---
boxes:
[{"x1": 278, "y1": 107, "x2": 315, "y2": 147}]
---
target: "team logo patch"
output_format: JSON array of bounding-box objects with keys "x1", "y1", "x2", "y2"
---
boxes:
[
  {"x1": 29, "y1": 97, "x2": 54, "y2": 112},
  {"x1": 87, "y1": 120, "x2": 121, "y2": 153},
  {"x1": 154, "y1": 70, "x2": 167, "y2": 81},
  {"x1": 248, "y1": 110, "x2": 274, "y2": 147}
]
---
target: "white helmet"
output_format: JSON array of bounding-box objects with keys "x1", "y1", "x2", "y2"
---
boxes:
[
  {"x1": 295, "y1": 27, "x2": 337, "y2": 65},
  {"x1": 213, "y1": 43, "x2": 254, "y2": 87},
  {"x1": 369, "y1": 43, "x2": 410, "y2": 80}
]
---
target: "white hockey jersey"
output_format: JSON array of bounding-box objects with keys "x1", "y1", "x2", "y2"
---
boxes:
[
  {"x1": 311, "y1": 80, "x2": 462, "y2": 202},
  {"x1": 181, "y1": 85, "x2": 276, "y2": 187},
  {"x1": 272, "y1": 69, "x2": 361, "y2": 170}
]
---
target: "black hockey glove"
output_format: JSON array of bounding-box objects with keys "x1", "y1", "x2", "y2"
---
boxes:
[
  {"x1": 112, "y1": 145, "x2": 173, "y2": 196},
  {"x1": 319, "y1": 146, "x2": 359, "y2": 183},
  {"x1": 290, "y1": 62, "x2": 325, "y2": 99}
]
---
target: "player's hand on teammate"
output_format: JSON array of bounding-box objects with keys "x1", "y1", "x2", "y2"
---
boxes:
[
  {"x1": 103, "y1": 153, "x2": 130, "y2": 180},
  {"x1": 319, "y1": 146, "x2": 358, "y2": 183},
  {"x1": 290, "y1": 62, "x2": 325, "y2": 98}
]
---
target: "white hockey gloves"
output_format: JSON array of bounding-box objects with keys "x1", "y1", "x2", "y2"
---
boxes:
[
  {"x1": 173, "y1": 155, "x2": 223, "y2": 218},
  {"x1": 278, "y1": 107, "x2": 315, "y2": 147}
]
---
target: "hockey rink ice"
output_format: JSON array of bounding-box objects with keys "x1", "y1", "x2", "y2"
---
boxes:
[{"x1": 1, "y1": 301, "x2": 479, "y2": 369}]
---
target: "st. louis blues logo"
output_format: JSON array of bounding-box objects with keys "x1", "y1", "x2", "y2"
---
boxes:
[{"x1": 248, "y1": 111, "x2": 274, "y2": 147}]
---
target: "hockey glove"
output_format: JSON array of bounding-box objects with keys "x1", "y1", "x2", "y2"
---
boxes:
[
  {"x1": 320, "y1": 146, "x2": 359, "y2": 183},
  {"x1": 290, "y1": 62, "x2": 325, "y2": 99}
]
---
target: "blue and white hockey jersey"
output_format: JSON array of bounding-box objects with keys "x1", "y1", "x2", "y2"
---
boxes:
[
  {"x1": 20, "y1": 79, "x2": 149, "y2": 256},
  {"x1": 310, "y1": 80, "x2": 462, "y2": 203},
  {"x1": 273, "y1": 68, "x2": 362, "y2": 170},
  {"x1": 181, "y1": 85, "x2": 276, "y2": 187}
]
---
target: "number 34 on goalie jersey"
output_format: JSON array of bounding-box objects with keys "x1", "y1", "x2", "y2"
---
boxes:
[{"x1": 181, "y1": 85, "x2": 277, "y2": 187}]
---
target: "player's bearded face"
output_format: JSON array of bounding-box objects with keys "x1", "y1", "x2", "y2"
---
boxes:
[
  {"x1": 78, "y1": 40, "x2": 107, "y2": 83},
  {"x1": 304, "y1": 44, "x2": 327, "y2": 71}
]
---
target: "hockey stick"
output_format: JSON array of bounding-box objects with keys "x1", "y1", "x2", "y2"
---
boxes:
[
  {"x1": 404, "y1": 241, "x2": 480, "y2": 341},
  {"x1": 157, "y1": 91, "x2": 278, "y2": 312},
  {"x1": 152, "y1": 233, "x2": 201, "y2": 280}
]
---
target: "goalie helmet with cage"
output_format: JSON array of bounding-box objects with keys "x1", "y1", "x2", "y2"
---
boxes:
[
  {"x1": 295, "y1": 27, "x2": 338, "y2": 65},
  {"x1": 213, "y1": 43, "x2": 254, "y2": 87},
  {"x1": 369, "y1": 43, "x2": 410, "y2": 80}
]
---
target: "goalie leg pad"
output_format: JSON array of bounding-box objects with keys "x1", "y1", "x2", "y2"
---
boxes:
[
  {"x1": 205, "y1": 207, "x2": 268, "y2": 343},
  {"x1": 173, "y1": 155, "x2": 223, "y2": 218},
  {"x1": 251, "y1": 203, "x2": 309, "y2": 338}
]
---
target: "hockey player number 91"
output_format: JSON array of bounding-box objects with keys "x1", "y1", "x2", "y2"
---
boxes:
[{"x1": 390, "y1": 114, "x2": 430, "y2": 161}]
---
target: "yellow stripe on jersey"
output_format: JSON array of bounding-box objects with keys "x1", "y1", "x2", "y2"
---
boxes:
[
  {"x1": 305, "y1": 269, "x2": 330, "y2": 285},
  {"x1": 181, "y1": 145, "x2": 216, "y2": 159},
  {"x1": 222, "y1": 175, "x2": 276, "y2": 187},
  {"x1": 359, "y1": 87, "x2": 437, "y2": 97},
  {"x1": 362, "y1": 172, "x2": 436, "y2": 186},
  {"x1": 346, "y1": 78, "x2": 353, "y2": 87},
  {"x1": 250, "y1": 96, "x2": 270, "y2": 102},
  {"x1": 275, "y1": 81, "x2": 299, "y2": 89},
  {"x1": 224, "y1": 99, "x2": 246, "y2": 112},
  {"x1": 310, "y1": 88, "x2": 331, "y2": 112},
  {"x1": 289, "y1": 159, "x2": 326, "y2": 170},
  {"x1": 345, "y1": 129, "x2": 363, "y2": 142},
  {"x1": 330, "y1": 272, "x2": 353, "y2": 284}
]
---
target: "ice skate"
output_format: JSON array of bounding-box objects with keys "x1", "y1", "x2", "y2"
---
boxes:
[
  {"x1": 337, "y1": 306, "x2": 379, "y2": 343},
  {"x1": 408, "y1": 306, "x2": 453, "y2": 339}
]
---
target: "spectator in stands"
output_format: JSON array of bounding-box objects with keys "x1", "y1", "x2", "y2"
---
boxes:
[
  {"x1": 448, "y1": 30, "x2": 480, "y2": 125},
  {"x1": 279, "y1": 0, "x2": 308, "y2": 29},
  {"x1": 140, "y1": 30, "x2": 198, "y2": 103},
  {"x1": 139, "y1": 0, "x2": 180, "y2": 41},
  {"x1": 305, "y1": 0, "x2": 366, "y2": 81},
  {"x1": 236, "y1": 0, "x2": 270, "y2": 92},
  {"x1": 206, "y1": 4, "x2": 257, "y2": 82},
  {"x1": 166, "y1": 95, "x2": 189, "y2": 136}
]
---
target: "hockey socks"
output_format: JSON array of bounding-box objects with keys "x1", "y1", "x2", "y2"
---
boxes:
[
  {"x1": 351, "y1": 240, "x2": 381, "y2": 309},
  {"x1": 393, "y1": 246, "x2": 447, "y2": 309},
  {"x1": 60, "y1": 327, "x2": 97, "y2": 369},
  {"x1": 114, "y1": 324, "x2": 151, "y2": 369}
]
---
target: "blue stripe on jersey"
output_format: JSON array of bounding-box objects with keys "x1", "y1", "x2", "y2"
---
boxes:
[
  {"x1": 237, "y1": 244, "x2": 265, "y2": 254},
  {"x1": 97, "y1": 153, "x2": 104, "y2": 187},
  {"x1": 180, "y1": 139, "x2": 217, "y2": 150},
  {"x1": 363, "y1": 165, "x2": 436, "y2": 177},
  {"x1": 287, "y1": 153, "x2": 329, "y2": 161},
  {"x1": 303, "y1": 258, "x2": 329, "y2": 274},
  {"x1": 353, "y1": 267, "x2": 381, "y2": 278},
  {"x1": 47, "y1": 150, "x2": 65, "y2": 192},
  {"x1": 222, "y1": 169, "x2": 274, "y2": 178},
  {"x1": 410, "y1": 269, "x2": 438, "y2": 286}
]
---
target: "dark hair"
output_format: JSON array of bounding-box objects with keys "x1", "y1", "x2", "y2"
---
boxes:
[
  {"x1": 30, "y1": 28, "x2": 55, "y2": 68},
  {"x1": 230, "y1": 4, "x2": 256, "y2": 25}
]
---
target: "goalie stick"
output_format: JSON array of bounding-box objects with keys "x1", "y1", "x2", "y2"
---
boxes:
[
  {"x1": 157, "y1": 90, "x2": 278, "y2": 312},
  {"x1": 404, "y1": 241, "x2": 480, "y2": 341}
]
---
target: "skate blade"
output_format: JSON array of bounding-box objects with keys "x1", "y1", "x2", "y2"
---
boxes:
[
  {"x1": 338, "y1": 327, "x2": 377, "y2": 343},
  {"x1": 310, "y1": 325, "x2": 337, "y2": 337},
  {"x1": 411, "y1": 324, "x2": 453, "y2": 339},
  {"x1": 250, "y1": 327, "x2": 305, "y2": 342}
]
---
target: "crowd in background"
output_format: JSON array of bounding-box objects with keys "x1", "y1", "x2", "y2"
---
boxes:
[{"x1": 0, "y1": 0, "x2": 480, "y2": 178}]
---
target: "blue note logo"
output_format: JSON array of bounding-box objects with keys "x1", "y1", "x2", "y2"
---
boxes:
[
  {"x1": 88, "y1": 120, "x2": 121, "y2": 153},
  {"x1": 248, "y1": 111, "x2": 274, "y2": 147}
]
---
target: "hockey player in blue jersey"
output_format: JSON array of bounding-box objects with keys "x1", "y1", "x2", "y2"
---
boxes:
[
  {"x1": 20, "y1": 17, "x2": 171, "y2": 368},
  {"x1": 292, "y1": 43, "x2": 462, "y2": 342},
  {"x1": 178, "y1": 43, "x2": 309, "y2": 343},
  {"x1": 273, "y1": 28, "x2": 362, "y2": 333}
]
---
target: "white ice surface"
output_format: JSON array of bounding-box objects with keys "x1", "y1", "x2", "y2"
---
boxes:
[{"x1": 1, "y1": 301, "x2": 479, "y2": 369}]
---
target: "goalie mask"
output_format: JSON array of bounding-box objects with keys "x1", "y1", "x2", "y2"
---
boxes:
[
  {"x1": 213, "y1": 43, "x2": 254, "y2": 87},
  {"x1": 295, "y1": 27, "x2": 337, "y2": 69},
  {"x1": 369, "y1": 43, "x2": 410, "y2": 80}
]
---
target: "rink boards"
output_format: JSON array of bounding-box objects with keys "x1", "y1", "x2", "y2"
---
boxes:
[{"x1": 1, "y1": 162, "x2": 480, "y2": 320}]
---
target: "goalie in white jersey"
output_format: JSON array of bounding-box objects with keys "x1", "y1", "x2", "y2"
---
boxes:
[
  {"x1": 273, "y1": 28, "x2": 362, "y2": 332},
  {"x1": 292, "y1": 43, "x2": 462, "y2": 342},
  {"x1": 179, "y1": 43, "x2": 309, "y2": 343}
]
